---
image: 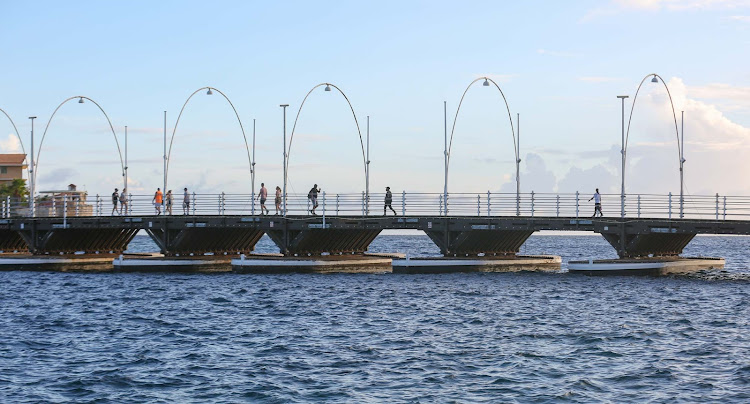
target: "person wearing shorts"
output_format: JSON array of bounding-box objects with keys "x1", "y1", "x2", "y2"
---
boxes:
[
  {"x1": 257, "y1": 183, "x2": 269, "y2": 215},
  {"x1": 275, "y1": 186, "x2": 282, "y2": 215},
  {"x1": 589, "y1": 188, "x2": 603, "y2": 217},
  {"x1": 183, "y1": 188, "x2": 190, "y2": 215},
  {"x1": 308, "y1": 184, "x2": 320, "y2": 215},
  {"x1": 119, "y1": 188, "x2": 128, "y2": 215},
  {"x1": 111, "y1": 188, "x2": 119, "y2": 215},
  {"x1": 153, "y1": 188, "x2": 163, "y2": 215}
]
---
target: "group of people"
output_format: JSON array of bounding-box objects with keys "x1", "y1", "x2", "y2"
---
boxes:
[
  {"x1": 110, "y1": 188, "x2": 129, "y2": 215},
  {"x1": 254, "y1": 183, "x2": 398, "y2": 216},
  {"x1": 150, "y1": 188, "x2": 192, "y2": 215}
]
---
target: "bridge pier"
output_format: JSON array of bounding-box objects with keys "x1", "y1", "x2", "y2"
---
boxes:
[
  {"x1": 145, "y1": 226, "x2": 265, "y2": 256},
  {"x1": 18, "y1": 227, "x2": 138, "y2": 255},
  {"x1": 265, "y1": 228, "x2": 382, "y2": 256},
  {"x1": 425, "y1": 228, "x2": 535, "y2": 256}
]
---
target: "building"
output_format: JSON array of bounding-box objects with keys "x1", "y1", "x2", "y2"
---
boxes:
[
  {"x1": 37, "y1": 184, "x2": 93, "y2": 217},
  {"x1": 0, "y1": 154, "x2": 28, "y2": 186}
]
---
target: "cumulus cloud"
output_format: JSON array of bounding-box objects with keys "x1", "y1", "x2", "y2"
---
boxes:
[{"x1": 0, "y1": 134, "x2": 23, "y2": 153}]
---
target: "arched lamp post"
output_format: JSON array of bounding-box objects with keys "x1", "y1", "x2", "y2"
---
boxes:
[
  {"x1": 165, "y1": 86, "x2": 253, "y2": 211},
  {"x1": 446, "y1": 77, "x2": 519, "y2": 216},
  {"x1": 624, "y1": 73, "x2": 685, "y2": 218},
  {"x1": 34, "y1": 96, "x2": 125, "y2": 217},
  {"x1": 284, "y1": 82, "x2": 367, "y2": 217}
]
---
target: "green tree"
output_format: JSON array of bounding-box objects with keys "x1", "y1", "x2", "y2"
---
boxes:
[{"x1": 0, "y1": 178, "x2": 28, "y2": 201}]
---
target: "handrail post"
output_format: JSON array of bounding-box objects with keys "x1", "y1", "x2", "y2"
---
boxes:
[
  {"x1": 439, "y1": 194, "x2": 443, "y2": 216},
  {"x1": 222, "y1": 192, "x2": 226, "y2": 215},
  {"x1": 715, "y1": 193, "x2": 719, "y2": 220},
  {"x1": 680, "y1": 191, "x2": 684, "y2": 219},
  {"x1": 336, "y1": 194, "x2": 340, "y2": 216},
  {"x1": 556, "y1": 194, "x2": 560, "y2": 217},
  {"x1": 361, "y1": 191, "x2": 365, "y2": 217},
  {"x1": 251, "y1": 190, "x2": 255, "y2": 216},
  {"x1": 531, "y1": 191, "x2": 535, "y2": 217},
  {"x1": 477, "y1": 194, "x2": 480, "y2": 216},
  {"x1": 575, "y1": 191, "x2": 579, "y2": 219},
  {"x1": 97, "y1": 194, "x2": 101, "y2": 216},
  {"x1": 75, "y1": 198, "x2": 79, "y2": 217},
  {"x1": 1, "y1": 200, "x2": 5, "y2": 218},
  {"x1": 63, "y1": 195, "x2": 68, "y2": 228},
  {"x1": 402, "y1": 191, "x2": 406, "y2": 216},
  {"x1": 668, "y1": 192, "x2": 672, "y2": 219},
  {"x1": 192, "y1": 192, "x2": 196, "y2": 215},
  {"x1": 128, "y1": 193, "x2": 132, "y2": 216},
  {"x1": 487, "y1": 191, "x2": 491, "y2": 217},
  {"x1": 516, "y1": 189, "x2": 520, "y2": 216},
  {"x1": 723, "y1": 196, "x2": 727, "y2": 220},
  {"x1": 322, "y1": 191, "x2": 326, "y2": 226},
  {"x1": 637, "y1": 195, "x2": 641, "y2": 218}
]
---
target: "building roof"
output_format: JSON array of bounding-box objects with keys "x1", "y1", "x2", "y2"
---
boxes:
[{"x1": 0, "y1": 154, "x2": 27, "y2": 166}]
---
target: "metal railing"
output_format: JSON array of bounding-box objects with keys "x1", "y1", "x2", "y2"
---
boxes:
[{"x1": 3, "y1": 191, "x2": 749, "y2": 221}]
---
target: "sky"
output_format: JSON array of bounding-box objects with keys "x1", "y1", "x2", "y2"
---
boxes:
[{"x1": 1, "y1": 0, "x2": 750, "y2": 200}]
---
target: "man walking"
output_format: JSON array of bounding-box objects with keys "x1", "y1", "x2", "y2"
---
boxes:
[
  {"x1": 257, "y1": 183, "x2": 269, "y2": 215},
  {"x1": 589, "y1": 188, "x2": 603, "y2": 217},
  {"x1": 153, "y1": 188, "x2": 163, "y2": 215},
  {"x1": 111, "y1": 188, "x2": 119, "y2": 215},
  {"x1": 308, "y1": 184, "x2": 320, "y2": 215},
  {"x1": 183, "y1": 188, "x2": 190, "y2": 215},
  {"x1": 384, "y1": 186, "x2": 397, "y2": 216}
]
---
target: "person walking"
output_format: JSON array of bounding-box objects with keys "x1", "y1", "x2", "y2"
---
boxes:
[
  {"x1": 384, "y1": 186, "x2": 397, "y2": 216},
  {"x1": 183, "y1": 188, "x2": 190, "y2": 215},
  {"x1": 307, "y1": 184, "x2": 321, "y2": 215},
  {"x1": 153, "y1": 188, "x2": 163, "y2": 215},
  {"x1": 257, "y1": 183, "x2": 269, "y2": 215},
  {"x1": 589, "y1": 188, "x2": 603, "y2": 217},
  {"x1": 119, "y1": 188, "x2": 128, "y2": 215},
  {"x1": 111, "y1": 188, "x2": 119, "y2": 215},
  {"x1": 165, "y1": 190, "x2": 173, "y2": 215},
  {"x1": 274, "y1": 186, "x2": 282, "y2": 215}
]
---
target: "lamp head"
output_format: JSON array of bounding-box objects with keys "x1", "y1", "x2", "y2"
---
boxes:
[
  {"x1": 78, "y1": 97, "x2": 84, "y2": 104},
  {"x1": 324, "y1": 84, "x2": 331, "y2": 92},
  {"x1": 483, "y1": 79, "x2": 490, "y2": 87},
  {"x1": 206, "y1": 88, "x2": 213, "y2": 95},
  {"x1": 651, "y1": 75, "x2": 659, "y2": 83}
]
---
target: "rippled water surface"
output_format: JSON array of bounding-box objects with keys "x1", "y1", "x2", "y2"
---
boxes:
[{"x1": 1, "y1": 234, "x2": 749, "y2": 402}]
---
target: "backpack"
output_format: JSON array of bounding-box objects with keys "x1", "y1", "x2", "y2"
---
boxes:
[{"x1": 307, "y1": 190, "x2": 313, "y2": 199}]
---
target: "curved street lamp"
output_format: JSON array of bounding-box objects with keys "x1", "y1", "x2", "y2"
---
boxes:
[
  {"x1": 446, "y1": 76, "x2": 518, "y2": 216},
  {"x1": 285, "y1": 82, "x2": 367, "y2": 216},
  {"x1": 0, "y1": 107, "x2": 30, "y2": 180},
  {"x1": 34, "y1": 96, "x2": 125, "y2": 217},
  {"x1": 165, "y1": 86, "x2": 252, "y2": 202},
  {"x1": 624, "y1": 73, "x2": 685, "y2": 218}
]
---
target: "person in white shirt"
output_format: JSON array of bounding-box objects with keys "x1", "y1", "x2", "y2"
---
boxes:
[{"x1": 589, "y1": 188, "x2": 603, "y2": 217}]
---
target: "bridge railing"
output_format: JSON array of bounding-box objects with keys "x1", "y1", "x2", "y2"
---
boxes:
[{"x1": 6, "y1": 191, "x2": 750, "y2": 221}]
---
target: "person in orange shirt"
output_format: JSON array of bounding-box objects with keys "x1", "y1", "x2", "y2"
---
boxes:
[{"x1": 153, "y1": 188, "x2": 163, "y2": 215}]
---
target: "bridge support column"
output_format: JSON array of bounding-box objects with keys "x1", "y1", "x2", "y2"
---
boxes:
[
  {"x1": 601, "y1": 232, "x2": 696, "y2": 258},
  {"x1": 145, "y1": 227, "x2": 265, "y2": 256},
  {"x1": 425, "y1": 229, "x2": 534, "y2": 256},
  {"x1": 17, "y1": 228, "x2": 139, "y2": 255},
  {"x1": 265, "y1": 228, "x2": 382, "y2": 256}
]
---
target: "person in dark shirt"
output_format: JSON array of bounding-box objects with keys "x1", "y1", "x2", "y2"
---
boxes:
[{"x1": 384, "y1": 186, "x2": 396, "y2": 216}]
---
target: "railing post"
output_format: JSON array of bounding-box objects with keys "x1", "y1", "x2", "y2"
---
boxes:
[
  {"x1": 487, "y1": 191, "x2": 491, "y2": 217},
  {"x1": 128, "y1": 193, "x2": 133, "y2": 216},
  {"x1": 402, "y1": 191, "x2": 406, "y2": 216},
  {"x1": 96, "y1": 194, "x2": 100, "y2": 216},
  {"x1": 322, "y1": 191, "x2": 326, "y2": 226},
  {"x1": 477, "y1": 194, "x2": 481, "y2": 216},
  {"x1": 637, "y1": 195, "x2": 641, "y2": 218},
  {"x1": 668, "y1": 192, "x2": 672, "y2": 219},
  {"x1": 556, "y1": 194, "x2": 560, "y2": 217},
  {"x1": 723, "y1": 196, "x2": 727, "y2": 220},
  {"x1": 218, "y1": 194, "x2": 222, "y2": 215},
  {"x1": 715, "y1": 193, "x2": 719, "y2": 220},
  {"x1": 1, "y1": 200, "x2": 5, "y2": 218},
  {"x1": 531, "y1": 191, "x2": 535, "y2": 217},
  {"x1": 336, "y1": 194, "x2": 340, "y2": 216},
  {"x1": 251, "y1": 190, "x2": 255, "y2": 216},
  {"x1": 63, "y1": 195, "x2": 68, "y2": 228},
  {"x1": 439, "y1": 194, "x2": 443, "y2": 216},
  {"x1": 575, "y1": 191, "x2": 579, "y2": 219},
  {"x1": 192, "y1": 192, "x2": 196, "y2": 215},
  {"x1": 361, "y1": 191, "x2": 365, "y2": 217},
  {"x1": 516, "y1": 189, "x2": 520, "y2": 217},
  {"x1": 680, "y1": 192, "x2": 684, "y2": 219},
  {"x1": 75, "y1": 198, "x2": 79, "y2": 217},
  {"x1": 222, "y1": 192, "x2": 226, "y2": 215}
]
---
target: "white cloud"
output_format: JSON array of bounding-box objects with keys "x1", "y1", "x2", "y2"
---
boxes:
[
  {"x1": 0, "y1": 134, "x2": 23, "y2": 153},
  {"x1": 728, "y1": 14, "x2": 750, "y2": 20}
]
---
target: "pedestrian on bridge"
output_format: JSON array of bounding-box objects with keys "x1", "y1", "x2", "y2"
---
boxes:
[
  {"x1": 153, "y1": 188, "x2": 163, "y2": 215},
  {"x1": 111, "y1": 188, "x2": 119, "y2": 215},
  {"x1": 275, "y1": 186, "x2": 282, "y2": 215},
  {"x1": 165, "y1": 190, "x2": 173, "y2": 215},
  {"x1": 308, "y1": 184, "x2": 320, "y2": 215},
  {"x1": 257, "y1": 183, "x2": 269, "y2": 215},
  {"x1": 119, "y1": 188, "x2": 128, "y2": 215},
  {"x1": 183, "y1": 188, "x2": 190, "y2": 215},
  {"x1": 589, "y1": 188, "x2": 603, "y2": 217},
  {"x1": 384, "y1": 186, "x2": 397, "y2": 216}
]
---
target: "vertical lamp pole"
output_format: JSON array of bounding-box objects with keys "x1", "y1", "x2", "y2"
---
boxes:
[
  {"x1": 163, "y1": 111, "x2": 167, "y2": 196},
  {"x1": 617, "y1": 95, "x2": 629, "y2": 219},
  {"x1": 680, "y1": 111, "x2": 685, "y2": 218},
  {"x1": 124, "y1": 125, "x2": 128, "y2": 192},
  {"x1": 280, "y1": 104, "x2": 289, "y2": 217},
  {"x1": 366, "y1": 115, "x2": 370, "y2": 215},
  {"x1": 443, "y1": 101, "x2": 448, "y2": 217},
  {"x1": 516, "y1": 112, "x2": 521, "y2": 216},
  {"x1": 28, "y1": 116, "x2": 36, "y2": 217}
]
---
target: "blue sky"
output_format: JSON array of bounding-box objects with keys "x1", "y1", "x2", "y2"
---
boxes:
[{"x1": 1, "y1": 0, "x2": 749, "y2": 198}]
